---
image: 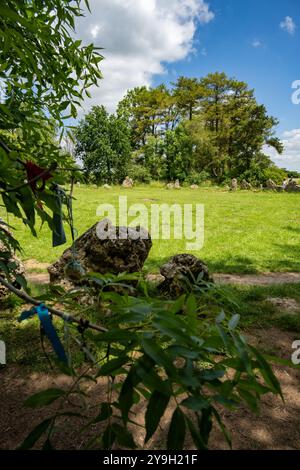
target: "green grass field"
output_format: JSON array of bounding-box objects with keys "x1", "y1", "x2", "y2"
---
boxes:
[{"x1": 2, "y1": 184, "x2": 300, "y2": 274}]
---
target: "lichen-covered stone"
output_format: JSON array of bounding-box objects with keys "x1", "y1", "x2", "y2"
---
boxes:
[
  {"x1": 48, "y1": 218, "x2": 152, "y2": 283},
  {"x1": 158, "y1": 254, "x2": 211, "y2": 297}
]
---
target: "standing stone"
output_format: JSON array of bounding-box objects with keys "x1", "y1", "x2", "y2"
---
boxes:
[
  {"x1": 241, "y1": 179, "x2": 252, "y2": 190},
  {"x1": 48, "y1": 219, "x2": 152, "y2": 284},
  {"x1": 231, "y1": 179, "x2": 238, "y2": 191},
  {"x1": 174, "y1": 179, "x2": 181, "y2": 189},
  {"x1": 266, "y1": 179, "x2": 277, "y2": 190},
  {"x1": 284, "y1": 179, "x2": 300, "y2": 192},
  {"x1": 122, "y1": 176, "x2": 133, "y2": 188}
]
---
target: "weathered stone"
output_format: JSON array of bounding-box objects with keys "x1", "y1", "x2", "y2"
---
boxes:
[
  {"x1": 103, "y1": 184, "x2": 112, "y2": 189},
  {"x1": 284, "y1": 179, "x2": 300, "y2": 192},
  {"x1": 231, "y1": 178, "x2": 238, "y2": 191},
  {"x1": 48, "y1": 218, "x2": 152, "y2": 284},
  {"x1": 241, "y1": 179, "x2": 252, "y2": 190},
  {"x1": 190, "y1": 184, "x2": 199, "y2": 190},
  {"x1": 0, "y1": 219, "x2": 25, "y2": 300},
  {"x1": 158, "y1": 254, "x2": 211, "y2": 297},
  {"x1": 174, "y1": 179, "x2": 181, "y2": 189},
  {"x1": 266, "y1": 179, "x2": 277, "y2": 189},
  {"x1": 166, "y1": 183, "x2": 174, "y2": 189},
  {"x1": 122, "y1": 176, "x2": 133, "y2": 188}
]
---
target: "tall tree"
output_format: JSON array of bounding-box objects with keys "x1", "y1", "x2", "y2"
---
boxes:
[{"x1": 75, "y1": 106, "x2": 131, "y2": 184}]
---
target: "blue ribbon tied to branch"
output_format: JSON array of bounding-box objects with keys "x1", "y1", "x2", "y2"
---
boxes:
[{"x1": 18, "y1": 304, "x2": 67, "y2": 364}]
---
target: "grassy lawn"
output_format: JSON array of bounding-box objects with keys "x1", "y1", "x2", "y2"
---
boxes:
[{"x1": 1, "y1": 184, "x2": 300, "y2": 274}]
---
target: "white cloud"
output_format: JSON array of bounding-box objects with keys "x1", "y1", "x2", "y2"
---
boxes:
[
  {"x1": 280, "y1": 16, "x2": 296, "y2": 35},
  {"x1": 252, "y1": 39, "x2": 262, "y2": 48},
  {"x1": 264, "y1": 129, "x2": 300, "y2": 171},
  {"x1": 75, "y1": 0, "x2": 214, "y2": 113}
]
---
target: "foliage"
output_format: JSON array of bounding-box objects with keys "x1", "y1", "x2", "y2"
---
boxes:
[
  {"x1": 262, "y1": 166, "x2": 288, "y2": 185},
  {"x1": 0, "y1": 0, "x2": 102, "y2": 277},
  {"x1": 240, "y1": 160, "x2": 287, "y2": 186},
  {"x1": 18, "y1": 274, "x2": 283, "y2": 450},
  {"x1": 118, "y1": 72, "x2": 283, "y2": 183},
  {"x1": 185, "y1": 170, "x2": 210, "y2": 186},
  {"x1": 75, "y1": 106, "x2": 131, "y2": 184},
  {"x1": 127, "y1": 163, "x2": 152, "y2": 184}
]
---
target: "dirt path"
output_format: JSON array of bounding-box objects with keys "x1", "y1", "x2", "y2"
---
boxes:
[
  {"x1": 24, "y1": 260, "x2": 300, "y2": 286},
  {"x1": 214, "y1": 272, "x2": 300, "y2": 285},
  {"x1": 0, "y1": 327, "x2": 299, "y2": 450}
]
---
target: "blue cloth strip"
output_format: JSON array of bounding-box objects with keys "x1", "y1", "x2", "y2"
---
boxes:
[{"x1": 19, "y1": 304, "x2": 67, "y2": 364}]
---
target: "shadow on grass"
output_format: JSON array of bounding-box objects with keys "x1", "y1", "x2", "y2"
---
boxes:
[{"x1": 145, "y1": 254, "x2": 259, "y2": 274}]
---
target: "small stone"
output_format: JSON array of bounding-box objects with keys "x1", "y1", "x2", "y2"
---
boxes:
[
  {"x1": 190, "y1": 184, "x2": 199, "y2": 190},
  {"x1": 231, "y1": 178, "x2": 238, "y2": 191},
  {"x1": 122, "y1": 176, "x2": 133, "y2": 188},
  {"x1": 158, "y1": 254, "x2": 211, "y2": 297}
]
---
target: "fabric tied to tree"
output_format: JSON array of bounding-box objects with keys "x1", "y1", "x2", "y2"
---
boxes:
[
  {"x1": 18, "y1": 304, "x2": 67, "y2": 364},
  {"x1": 52, "y1": 184, "x2": 67, "y2": 247}
]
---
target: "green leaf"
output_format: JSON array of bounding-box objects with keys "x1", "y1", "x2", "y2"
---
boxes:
[
  {"x1": 228, "y1": 314, "x2": 240, "y2": 331},
  {"x1": 102, "y1": 425, "x2": 116, "y2": 450},
  {"x1": 181, "y1": 395, "x2": 210, "y2": 411},
  {"x1": 185, "y1": 416, "x2": 207, "y2": 450},
  {"x1": 93, "y1": 403, "x2": 112, "y2": 423},
  {"x1": 142, "y1": 337, "x2": 175, "y2": 374},
  {"x1": 145, "y1": 390, "x2": 170, "y2": 442},
  {"x1": 250, "y1": 346, "x2": 283, "y2": 399},
  {"x1": 24, "y1": 388, "x2": 65, "y2": 408},
  {"x1": 119, "y1": 367, "x2": 140, "y2": 422},
  {"x1": 212, "y1": 408, "x2": 232, "y2": 449},
  {"x1": 18, "y1": 418, "x2": 52, "y2": 449},
  {"x1": 97, "y1": 356, "x2": 129, "y2": 377},
  {"x1": 198, "y1": 407, "x2": 213, "y2": 446},
  {"x1": 167, "y1": 407, "x2": 186, "y2": 450},
  {"x1": 112, "y1": 423, "x2": 136, "y2": 449}
]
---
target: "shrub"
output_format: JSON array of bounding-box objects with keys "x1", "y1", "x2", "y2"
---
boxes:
[
  {"x1": 19, "y1": 273, "x2": 284, "y2": 450},
  {"x1": 262, "y1": 166, "x2": 287, "y2": 185},
  {"x1": 185, "y1": 170, "x2": 210, "y2": 186},
  {"x1": 127, "y1": 163, "x2": 152, "y2": 183}
]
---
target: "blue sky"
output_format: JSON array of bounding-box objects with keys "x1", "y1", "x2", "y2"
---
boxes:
[
  {"x1": 155, "y1": 0, "x2": 299, "y2": 134},
  {"x1": 77, "y1": 0, "x2": 300, "y2": 169}
]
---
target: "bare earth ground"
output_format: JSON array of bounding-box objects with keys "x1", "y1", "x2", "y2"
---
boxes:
[
  {"x1": 0, "y1": 260, "x2": 299, "y2": 450},
  {"x1": 1, "y1": 329, "x2": 299, "y2": 450},
  {"x1": 24, "y1": 260, "x2": 300, "y2": 286}
]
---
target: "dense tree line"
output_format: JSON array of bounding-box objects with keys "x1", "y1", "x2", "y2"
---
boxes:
[{"x1": 76, "y1": 73, "x2": 285, "y2": 185}]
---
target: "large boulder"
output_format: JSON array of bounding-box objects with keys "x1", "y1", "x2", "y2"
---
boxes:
[
  {"x1": 158, "y1": 254, "x2": 211, "y2": 297},
  {"x1": 48, "y1": 218, "x2": 152, "y2": 283}
]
